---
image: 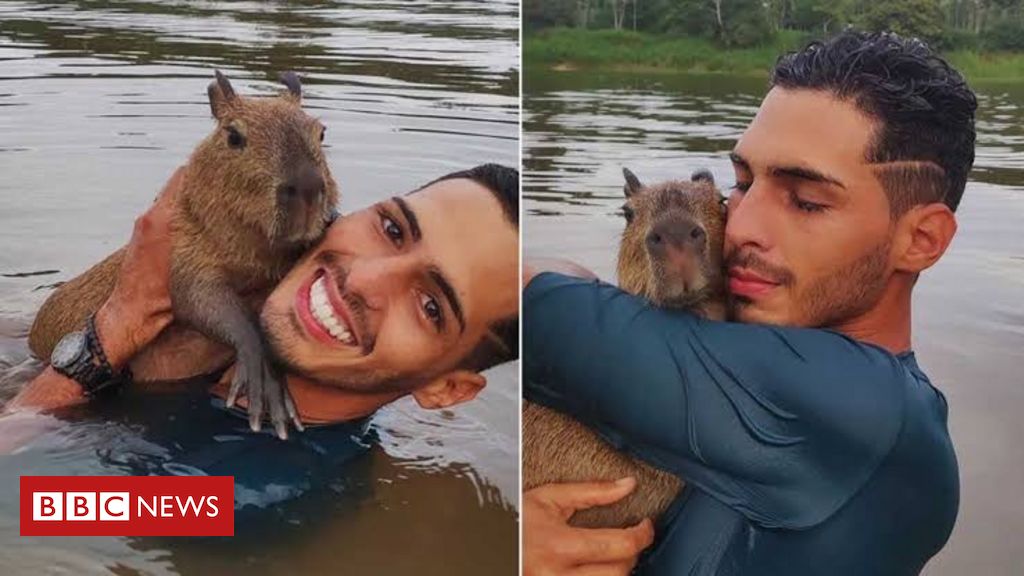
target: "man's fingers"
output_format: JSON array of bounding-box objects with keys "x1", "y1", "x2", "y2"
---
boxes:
[
  {"x1": 567, "y1": 561, "x2": 638, "y2": 576},
  {"x1": 555, "y1": 519, "x2": 655, "y2": 565},
  {"x1": 533, "y1": 477, "x2": 638, "y2": 517},
  {"x1": 153, "y1": 166, "x2": 186, "y2": 207},
  {"x1": 132, "y1": 167, "x2": 185, "y2": 240}
]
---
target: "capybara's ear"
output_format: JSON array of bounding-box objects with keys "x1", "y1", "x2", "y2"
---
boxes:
[
  {"x1": 207, "y1": 70, "x2": 238, "y2": 120},
  {"x1": 279, "y1": 71, "x2": 302, "y2": 103},
  {"x1": 623, "y1": 167, "x2": 643, "y2": 197},
  {"x1": 691, "y1": 168, "x2": 715, "y2": 185}
]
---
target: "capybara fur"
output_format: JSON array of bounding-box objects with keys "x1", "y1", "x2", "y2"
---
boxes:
[
  {"x1": 523, "y1": 168, "x2": 726, "y2": 528},
  {"x1": 28, "y1": 71, "x2": 338, "y2": 434}
]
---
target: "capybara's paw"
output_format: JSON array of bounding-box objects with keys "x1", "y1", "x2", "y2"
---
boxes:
[{"x1": 227, "y1": 355, "x2": 300, "y2": 440}]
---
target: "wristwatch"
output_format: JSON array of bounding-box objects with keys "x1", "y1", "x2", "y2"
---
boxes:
[{"x1": 50, "y1": 314, "x2": 132, "y2": 398}]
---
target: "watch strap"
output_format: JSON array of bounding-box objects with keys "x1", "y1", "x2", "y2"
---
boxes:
[
  {"x1": 84, "y1": 313, "x2": 133, "y2": 397},
  {"x1": 52, "y1": 314, "x2": 133, "y2": 398}
]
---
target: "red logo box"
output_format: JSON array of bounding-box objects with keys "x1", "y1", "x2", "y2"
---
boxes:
[{"x1": 20, "y1": 476, "x2": 234, "y2": 536}]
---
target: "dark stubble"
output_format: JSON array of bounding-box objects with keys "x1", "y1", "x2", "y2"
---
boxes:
[{"x1": 729, "y1": 236, "x2": 892, "y2": 328}]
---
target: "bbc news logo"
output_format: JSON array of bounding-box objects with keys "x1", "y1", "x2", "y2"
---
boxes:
[{"x1": 21, "y1": 476, "x2": 233, "y2": 536}]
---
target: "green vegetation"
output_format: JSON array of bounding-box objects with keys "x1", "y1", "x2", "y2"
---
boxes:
[
  {"x1": 525, "y1": 0, "x2": 1024, "y2": 81},
  {"x1": 525, "y1": 28, "x2": 1024, "y2": 80},
  {"x1": 525, "y1": 28, "x2": 802, "y2": 76}
]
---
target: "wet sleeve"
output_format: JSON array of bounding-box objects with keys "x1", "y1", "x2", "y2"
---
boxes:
[{"x1": 523, "y1": 272, "x2": 907, "y2": 529}]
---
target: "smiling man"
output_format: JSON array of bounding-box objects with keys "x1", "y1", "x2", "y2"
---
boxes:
[
  {"x1": 9, "y1": 164, "x2": 519, "y2": 507},
  {"x1": 523, "y1": 32, "x2": 975, "y2": 575}
]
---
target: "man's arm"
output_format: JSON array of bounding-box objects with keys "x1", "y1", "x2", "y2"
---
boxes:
[
  {"x1": 7, "y1": 168, "x2": 181, "y2": 413},
  {"x1": 524, "y1": 268, "x2": 907, "y2": 529}
]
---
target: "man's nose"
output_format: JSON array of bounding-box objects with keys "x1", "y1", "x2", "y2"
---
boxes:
[
  {"x1": 646, "y1": 218, "x2": 706, "y2": 255},
  {"x1": 342, "y1": 255, "x2": 415, "y2": 310},
  {"x1": 724, "y1": 185, "x2": 772, "y2": 253}
]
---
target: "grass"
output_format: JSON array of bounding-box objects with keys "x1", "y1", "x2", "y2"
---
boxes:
[
  {"x1": 944, "y1": 51, "x2": 1024, "y2": 82},
  {"x1": 525, "y1": 28, "x2": 1024, "y2": 81}
]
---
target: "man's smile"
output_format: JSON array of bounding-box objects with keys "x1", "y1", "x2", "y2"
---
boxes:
[
  {"x1": 728, "y1": 267, "x2": 780, "y2": 298},
  {"x1": 295, "y1": 268, "x2": 364, "y2": 352}
]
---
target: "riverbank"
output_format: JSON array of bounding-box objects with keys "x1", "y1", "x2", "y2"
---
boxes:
[{"x1": 525, "y1": 28, "x2": 1024, "y2": 82}]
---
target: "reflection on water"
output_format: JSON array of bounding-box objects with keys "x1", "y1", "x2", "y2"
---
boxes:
[
  {"x1": 0, "y1": 1, "x2": 518, "y2": 575},
  {"x1": 524, "y1": 69, "x2": 1024, "y2": 576}
]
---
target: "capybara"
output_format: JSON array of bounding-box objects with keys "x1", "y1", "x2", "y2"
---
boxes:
[
  {"x1": 523, "y1": 168, "x2": 726, "y2": 528},
  {"x1": 29, "y1": 71, "x2": 338, "y2": 438}
]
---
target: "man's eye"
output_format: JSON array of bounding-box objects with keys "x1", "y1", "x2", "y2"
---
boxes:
[
  {"x1": 791, "y1": 193, "x2": 827, "y2": 213},
  {"x1": 731, "y1": 181, "x2": 751, "y2": 193},
  {"x1": 420, "y1": 292, "x2": 443, "y2": 330},
  {"x1": 382, "y1": 215, "x2": 403, "y2": 245}
]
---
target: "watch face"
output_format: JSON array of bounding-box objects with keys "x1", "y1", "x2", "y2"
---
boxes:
[{"x1": 52, "y1": 331, "x2": 87, "y2": 369}]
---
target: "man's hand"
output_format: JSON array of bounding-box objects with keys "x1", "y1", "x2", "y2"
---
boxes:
[
  {"x1": 8, "y1": 168, "x2": 184, "y2": 413},
  {"x1": 94, "y1": 167, "x2": 183, "y2": 367},
  {"x1": 524, "y1": 478, "x2": 655, "y2": 576}
]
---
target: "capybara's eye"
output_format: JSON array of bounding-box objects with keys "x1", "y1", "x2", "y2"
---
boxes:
[
  {"x1": 226, "y1": 126, "x2": 245, "y2": 149},
  {"x1": 621, "y1": 205, "x2": 634, "y2": 224}
]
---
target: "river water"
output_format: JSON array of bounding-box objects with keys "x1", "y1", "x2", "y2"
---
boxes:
[
  {"x1": 524, "y1": 69, "x2": 1024, "y2": 575},
  {"x1": 0, "y1": 2, "x2": 519, "y2": 575}
]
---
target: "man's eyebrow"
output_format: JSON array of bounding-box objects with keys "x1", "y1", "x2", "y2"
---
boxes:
[
  {"x1": 392, "y1": 196, "x2": 421, "y2": 242},
  {"x1": 731, "y1": 151, "x2": 846, "y2": 189},
  {"x1": 429, "y1": 267, "x2": 465, "y2": 335},
  {"x1": 769, "y1": 165, "x2": 847, "y2": 189}
]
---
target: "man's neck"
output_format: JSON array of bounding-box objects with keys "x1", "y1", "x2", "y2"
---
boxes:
[
  {"x1": 830, "y1": 279, "x2": 913, "y2": 355},
  {"x1": 211, "y1": 375, "x2": 404, "y2": 425}
]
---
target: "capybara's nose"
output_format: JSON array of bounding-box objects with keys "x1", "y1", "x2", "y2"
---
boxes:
[
  {"x1": 646, "y1": 219, "x2": 706, "y2": 254},
  {"x1": 281, "y1": 165, "x2": 325, "y2": 205},
  {"x1": 295, "y1": 165, "x2": 325, "y2": 204}
]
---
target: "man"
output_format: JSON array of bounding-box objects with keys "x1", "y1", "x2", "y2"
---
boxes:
[
  {"x1": 523, "y1": 31, "x2": 974, "y2": 575},
  {"x1": 8, "y1": 164, "x2": 519, "y2": 508}
]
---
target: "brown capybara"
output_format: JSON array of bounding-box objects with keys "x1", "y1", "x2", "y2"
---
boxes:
[
  {"x1": 28, "y1": 71, "x2": 338, "y2": 438},
  {"x1": 523, "y1": 167, "x2": 727, "y2": 528}
]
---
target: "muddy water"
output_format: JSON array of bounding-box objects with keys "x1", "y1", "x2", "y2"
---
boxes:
[
  {"x1": 524, "y1": 70, "x2": 1024, "y2": 575},
  {"x1": 0, "y1": 2, "x2": 519, "y2": 574}
]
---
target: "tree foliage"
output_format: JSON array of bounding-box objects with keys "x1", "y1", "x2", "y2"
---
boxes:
[
  {"x1": 526, "y1": 0, "x2": 1024, "y2": 51},
  {"x1": 859, "y1": 0, "x2": 945, "y2": 42}
]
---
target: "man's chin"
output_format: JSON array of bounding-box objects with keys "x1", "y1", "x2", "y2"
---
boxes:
[{"x1": 730, "y1": 299, "x2": 791, "y2": 326}]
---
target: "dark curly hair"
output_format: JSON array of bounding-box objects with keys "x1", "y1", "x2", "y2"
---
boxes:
[{"x1": 771, "y1": 30, "x2": 977, "y2": 213}]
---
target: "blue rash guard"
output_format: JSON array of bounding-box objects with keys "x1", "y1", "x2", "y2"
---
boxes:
[
  {"x1": 84, "y1": 385, "x2": 373, "y2": 522},
  {"x1": 523, "y1": 273, "x2": 958, "y2": 576}
]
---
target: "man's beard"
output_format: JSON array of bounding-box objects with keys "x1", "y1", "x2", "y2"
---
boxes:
[
  {"x1": 259, "y1": 306, "x2": 414, "y2": 395},
  {"x1": 729, "y1": 237, "x2": 892, "y2": 328}
]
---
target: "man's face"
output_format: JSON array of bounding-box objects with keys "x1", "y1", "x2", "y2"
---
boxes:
[
  {"x1": 261, "y1": 178, "x2": 519, "y2": 392},
  {"x1": 726, "y1": 88, "x2": 895, "y2": 327}
]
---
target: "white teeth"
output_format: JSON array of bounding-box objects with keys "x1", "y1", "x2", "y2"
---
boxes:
[{"x1": 307, "y1": 275, "x2": 356, "y2": 345}]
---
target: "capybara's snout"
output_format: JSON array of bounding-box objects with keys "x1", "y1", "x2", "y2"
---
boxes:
[
  {"x1": 645, "y1": 215, "x2": 707, "y2": 256},
  {"x1": 277, "y1": 162, "x2": 331, "y2": 241}
]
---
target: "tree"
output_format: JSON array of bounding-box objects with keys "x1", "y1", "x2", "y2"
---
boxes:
[
  {"x1": 611, "y1": 0, "x2": 633, "y2": 30},
  {"x1": 524, "y1": 0, "x2": 576, "y2": 30},
  {"x1": 719, "y1": 0, "x2": 774, "y2": 46},
  {"x1": 859, "y1": 0, "x2": 946, "y2": 42}
]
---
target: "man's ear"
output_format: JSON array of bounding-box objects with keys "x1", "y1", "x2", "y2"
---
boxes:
[
  {"x1": 411, "y1": 370, "x2": 487, "y2": 410},
  {"x1": 893, "y1": 202, "x2": 957, "y2": 274}
]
